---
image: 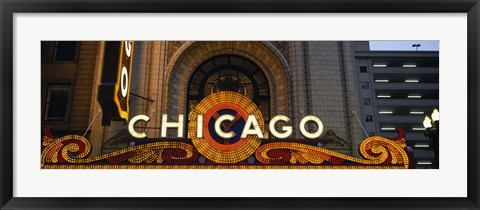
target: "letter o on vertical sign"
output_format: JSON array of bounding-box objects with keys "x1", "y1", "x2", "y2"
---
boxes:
[
  {"x1": 114, "y1": 41, "x2": 134, "y2": 121},
  {"x1": 120, "y1": 66, "x2": 128, "y2": 98}
]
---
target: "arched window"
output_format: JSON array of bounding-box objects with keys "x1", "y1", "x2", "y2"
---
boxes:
[{"x1": 187, "y1": 55, "x2": 270, "y2": 122}]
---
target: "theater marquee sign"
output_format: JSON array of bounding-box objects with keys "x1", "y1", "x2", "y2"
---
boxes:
[{"x1": 42, "y1": 91, "x2": 410, "y2": 169}]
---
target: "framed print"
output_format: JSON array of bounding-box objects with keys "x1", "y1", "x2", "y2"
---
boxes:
[{"x1": 1, "y1": 0, "x2": 479, "y2": 209}]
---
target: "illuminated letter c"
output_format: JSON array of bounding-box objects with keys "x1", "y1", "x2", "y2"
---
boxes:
[
  {"x1": 215, "y1": 114, "x2": 236, "y2": 139},
  {"x1": 128, "y1": 115, "x2": 150, "y2": 139}
]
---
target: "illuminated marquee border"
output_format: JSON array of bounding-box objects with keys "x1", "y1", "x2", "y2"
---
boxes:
[
  {"x1": 41, "y1": 91, "x2": 410, "y2": 169},
  {"x1": 41, "y1": 130, "x2": 409, "y2": 169}
]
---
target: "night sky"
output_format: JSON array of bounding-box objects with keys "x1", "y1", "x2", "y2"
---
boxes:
[{"x1": 370, "y1": 41, "x2": 439, "y2": 51}]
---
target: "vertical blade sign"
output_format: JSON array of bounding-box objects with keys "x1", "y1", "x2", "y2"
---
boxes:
[
  {"x1": 114, "y1": 41, "x2": 134, "y2": 120},
  {"x1": 98, "y1": 41, "x2": 134, "y2": 125}
]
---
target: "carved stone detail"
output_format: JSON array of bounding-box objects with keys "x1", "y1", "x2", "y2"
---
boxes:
[
  {"x1": 270, "y1": 41, "x2": 290, "y2": 62},
  {"x1": 167, "y1": 41, "x2": 185, "y2": 63},
  {"x1": 101, "y1": 129, "x2": 132, "y2": 154},
  {"x1": 319, "y1": 129, "x2": 351, "y2": 149}
]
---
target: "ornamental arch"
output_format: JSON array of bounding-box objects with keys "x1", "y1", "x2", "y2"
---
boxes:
[
  {"x1": 186, "y1": 55, "x2": 271, "y2": 123},
  {"x1": 163, "y1": 41, "x2": 292, "y2": 131}
]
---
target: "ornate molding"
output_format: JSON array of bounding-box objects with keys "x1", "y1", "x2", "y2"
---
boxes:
[
  {"x1": 164, "y1": 41, "x2": 291, "y2": 121},
  {"x1": 337, "y1": 42, "x2": 354, "y2": 142},
  {"x1": 319, "y1": 129, "x2": 351, "y2": 149},
  {"x1": 270, "y1": 41, "x2": 290, "y2": 62},
  {"x1": 166, "y1": 41, "x2": 185, "y2": 64}
]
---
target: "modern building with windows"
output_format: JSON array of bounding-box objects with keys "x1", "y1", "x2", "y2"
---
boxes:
[
  {"x1": 353, "y1": 41, "x2": 439, "y2": 168},
  {"x1": 41, "y1": 41, "x2": 438, "y2": 168}
]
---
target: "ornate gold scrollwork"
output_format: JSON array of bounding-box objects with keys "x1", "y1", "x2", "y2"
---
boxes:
[
  {"x1": 255, "y1": 136, "x2": 409, "y2": 168},
  {"x1": 41, "y1": 134, "x2": 197, "y2": 167}
]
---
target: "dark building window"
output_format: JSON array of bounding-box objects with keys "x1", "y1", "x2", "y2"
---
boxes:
[
  {"x1": 44, "y1": 84, "x2": 71, "y2": 121},
  {"x1": 365, "y1": 115, "x2": 373, "y2": 122},
  {"x1": 203, "y1": 70, "x2": 254, "y2": 99},
  {"x1": 53, "y1": 41, "x2": 77, "y2": 61},
  {"x1": 363, "y1": 98, "x2": 371, "y2": 105},
  {"x1": 361, "y1": 82, "x2": 369, "y2": 89},
  {"x1": 360, "y1": 66, "x2": 367, "y2": 73},
  {"x1": 187, "y1": 55, "x2": 270, "y2": 121}
]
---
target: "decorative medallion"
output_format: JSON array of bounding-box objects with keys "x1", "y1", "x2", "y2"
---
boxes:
[{"x1": 188, "y1": 91, "x2": 265, "y2": 163}]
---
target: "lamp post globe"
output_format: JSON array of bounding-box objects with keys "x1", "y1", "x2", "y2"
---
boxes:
[
  {"x1": 423, "y1": 116, "x2": 432, "y2": 128},
  {"x1": 431, "y1": 108, "x2": 440, "y2": 121},
  {"x1": 423, "y1": 108, "x2": 439, "y2": 169}
]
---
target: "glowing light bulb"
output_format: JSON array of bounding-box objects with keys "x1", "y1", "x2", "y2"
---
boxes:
[
  {"x1": 431, "y1": 108, "x2": 440, "y2": 121},
  {"x1": 423, "y1": 116, "x2": 432, "y2": 128}
]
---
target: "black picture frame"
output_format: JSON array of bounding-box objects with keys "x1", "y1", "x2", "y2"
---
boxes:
[{"x1": 1, "y1": 0, "x2": 479, "y2": 209}]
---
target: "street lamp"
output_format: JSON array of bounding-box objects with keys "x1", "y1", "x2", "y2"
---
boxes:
[
  {"x1": 412, "y1": 44, "x2": 421, "y2": 51},
  {"x1": 431, "y1": 108, "x2": 440, "y2": 121},
  {"x1": 423, "y1": 108, "x2": 439, "y2": 169},
  {"x1": 423, "y1": 116, "x2": 432, "y2": 128}
]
